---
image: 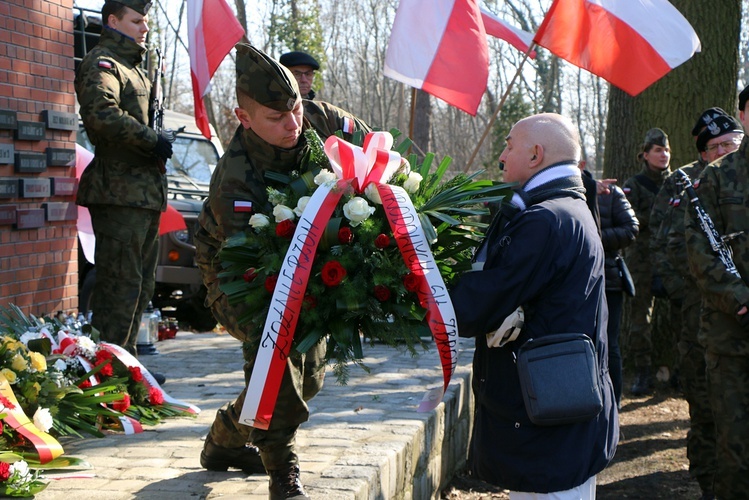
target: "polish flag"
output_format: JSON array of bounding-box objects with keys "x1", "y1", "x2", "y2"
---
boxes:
[
  {"x1": 384, "y1": 0, "x2": 489, "y2": 116},
  {"x1": 534, "y1": 0, "x2": 700, "y2": 96},
  {"x1": 188, "y1": 0, "x2": 245, "y2": 138},
  {"x1": 480, "y1": 7, "x2": 536, "y2": 59}
]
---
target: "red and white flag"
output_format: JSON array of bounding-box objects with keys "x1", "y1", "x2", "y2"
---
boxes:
[
  {"x1": 384, "y1": 0, "x2": 489, "y2": 116},
  {"x1": 534, "y1": 0, "x2": 700, "y2": 96},
  {"x1": 480, "y1": 7, "x2": 536, "y2": 59},
  {"x1": 187, "y1": 0, "x2": 245, "y2": 138}
]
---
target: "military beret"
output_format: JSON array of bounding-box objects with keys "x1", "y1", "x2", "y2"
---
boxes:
[
  {"x1": 739, "y1": 83, "x2": 749, "y2": 112},
  {"x1": 279, "y1": 51, "x2": 320, "y2": 70},
  {"x1": 642, "y1": 128, "x2": 668, "y2": 150},
  {"x1": 235, "y1": 43, "x2": 300, "y2": 112},
  {"x1": 690, "y1": 107, "x2": 728, "y2": 138},
  {"x1": 106, "y1": 0, "x2": 152, "y2": 15},
  {"x1": 696, "y1": 115, "x2": 743, "y2": 152}
]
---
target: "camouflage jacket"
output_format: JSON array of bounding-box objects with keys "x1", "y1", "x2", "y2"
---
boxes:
[
  {"x1": 650, "y1": 159, "x2": 706, "y2": 301},
  {"x1": 685, "y1": 138, "x2": 749, "y2": 329},
  {"x1": 75, "y1": 27, "x2": 165, "y2": 211},
  {"x1": 195, "y1": 100, "x2": 371, "y2": 306},
  {"x1": 623, "y1": 165, "x2": 670, "y2": 281}
]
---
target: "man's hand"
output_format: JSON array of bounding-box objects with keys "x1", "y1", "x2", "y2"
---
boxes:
[
  {"x1": 738, "y1": 305, "x2": 749, "y2": 329},
  {"x1": 153, "y1": 134, "x2": 173, "y2": 174},
  {"x1": 596, "y1": 179, "x2": 617, "y2": 195}
]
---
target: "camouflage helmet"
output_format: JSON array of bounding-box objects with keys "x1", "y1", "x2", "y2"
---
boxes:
[
  {"x1": 105, "y1": 0, "x2": 152, "y2": 15},
  {"x1": 235, "y1": 43, "x2": 300, "y2": 112}
]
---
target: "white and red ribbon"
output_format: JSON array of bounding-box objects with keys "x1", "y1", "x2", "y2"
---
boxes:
[{"x1": 239, "y1": 131, "x2": 458, "y2": 429}]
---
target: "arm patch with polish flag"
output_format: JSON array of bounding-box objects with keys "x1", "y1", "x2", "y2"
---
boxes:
[
  {"x1": 98, "y1": 60, "x2": 114, "y2": 69},
  {"x1": 233, "y1": 200, "x2": 253, "y2": 213},
  {"x1": 342, "y1": 117, "x2": 355, "y2": 135}
]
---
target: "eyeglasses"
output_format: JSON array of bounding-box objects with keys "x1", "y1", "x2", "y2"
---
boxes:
[
  {"x1": 705, "y1": 136, "x2": 742, "y2": 153},
  {"x1": 291, "y1": 70, "x2": 315, "y2": 79}
]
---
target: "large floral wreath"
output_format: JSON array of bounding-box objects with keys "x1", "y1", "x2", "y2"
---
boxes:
[{"x1": 217, "y1": 129, "x2": 511, "y2": 429}]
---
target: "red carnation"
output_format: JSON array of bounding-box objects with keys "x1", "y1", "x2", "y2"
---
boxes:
[
  {"x1": 338, "y1": 227, "x2": 353, "y2": 244},
  {"x1": 275, "y1": 219, "x2": 297, "y2": 239},
  {"x1": 321, "y1": 261, "x2": 347, "y2": 287},
  {"x1": 375, "y1": 234, "x2": 390, "y2": 249},
  {"x1": 243, "y1": 268, "x2": 258, "y2": 283},
  {"x1": 403, "y1": 272, "x2": 422, "y2": 293},
  {"x1": 148, "y1": 386, "x2": 164, "y2": 405},
  {"x1": 113, "y1": 393, "x2": 131, "y2": 412},
  {"x1": 98, "y1": 362, "x2": 113, "y2": 377},
  {"x1": 128, "y1": 366, "x2": 143, "y2": 382},
  {"x1": 95, "y1": 349, "x2": 113, "y2": 362},
  {"x1": 265, "y1": 274, "x2": 278, "y2": 293},
  {"x1": 374, "y1": 285, "x2": 391, "y2": 302},
  {"x1": 78, "y1": 379, "x2": 92, "y2": 389},
  {"x1": 0, "y1": 462, "x2": 11, "y2": 481}
]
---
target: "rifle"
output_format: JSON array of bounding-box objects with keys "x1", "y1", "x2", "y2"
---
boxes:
[
  {"x1": 678, "y1": 169, "x2": 742, "y2": 278},
  {"x1": 148, "y1": 45, "x2": 164, "y2": 135}
]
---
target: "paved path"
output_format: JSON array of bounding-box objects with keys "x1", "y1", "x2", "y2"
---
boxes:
[{"x1": 37, "y1": 330, "x2": 474, "y2": 500}]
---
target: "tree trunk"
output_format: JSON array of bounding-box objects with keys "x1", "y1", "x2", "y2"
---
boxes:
[{"x1": 412, "y1": 89, "x2": 431, "y2": 155}]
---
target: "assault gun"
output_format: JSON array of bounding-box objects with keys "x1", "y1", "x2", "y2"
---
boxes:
[
  {"x1": 678, "y1": 169, "x2": 742, "y2": 278},
  {"x1": 148, "y1": 45, "x2": 164, "y2": 134}
]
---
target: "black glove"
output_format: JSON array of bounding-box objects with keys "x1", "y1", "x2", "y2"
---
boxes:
[
  {"x1": 651, "y1": 274, "x2": 669, "y2": 299},
  {"x1": 153, "y1": 134, "x2": 173, "y2": 161}
]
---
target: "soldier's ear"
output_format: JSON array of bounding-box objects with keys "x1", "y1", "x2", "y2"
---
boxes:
[{"x1": 235, "y1": 107, "x2": 252, "y2": 130}]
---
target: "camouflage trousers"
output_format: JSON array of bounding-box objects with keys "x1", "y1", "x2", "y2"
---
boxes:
[
  {"x1": 624, "y1": 289, "x2": 653, "y2": 368},
  {"x1": 678, "y1": 294, "x2": 715, "y2": 493},
  {"x1": 704, "y1": 350, "x2": 749, "y2": 499},
  {"x1": 207, "y1": 293, "x2": 326, "y2": 470},
  {"x1": 88, "y1": 206, "x2": 160, "y2": 355}
]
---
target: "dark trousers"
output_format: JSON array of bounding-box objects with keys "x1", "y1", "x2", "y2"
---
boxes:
[
  {"x1": 89, "y1": 205, "x2": 160, "y2": 355},
  {"x1": 605, "y1": 290, "x2": 623, "y2": 406}
]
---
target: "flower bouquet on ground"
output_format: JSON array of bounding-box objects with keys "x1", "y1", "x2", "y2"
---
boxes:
[{"x1": 218, "y1": 129, "x2": 512, "y2": 384}]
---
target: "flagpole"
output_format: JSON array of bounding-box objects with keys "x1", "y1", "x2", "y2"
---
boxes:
[{"x1": 463, "y1": 43, "x2": 536, "y2": 173}]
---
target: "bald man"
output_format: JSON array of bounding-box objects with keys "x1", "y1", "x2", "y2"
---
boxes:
[{"x1": 450, "y1": 113, "x2": 618, "y2": 499}]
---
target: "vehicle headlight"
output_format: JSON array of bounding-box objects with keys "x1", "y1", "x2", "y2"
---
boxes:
[{"x1": 173, "y1": 229, "x2": 190, "y2": 244}]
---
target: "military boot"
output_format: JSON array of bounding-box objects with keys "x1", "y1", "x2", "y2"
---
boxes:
[
  {"x1": 630, "y1": 366, "x2": 654, "y2": 396},
  {"x1": 200, "y1": 435, "x2": 266, "y2": 474},
  {"x1": 268, "y1": 465, "x2": 309, "y2": 499}
]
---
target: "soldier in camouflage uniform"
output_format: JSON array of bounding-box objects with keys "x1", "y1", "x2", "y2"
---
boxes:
[
  {"x1": 194, "y1": 44, "x2": 370, "y2": 500},
  {"x1": 685, "y1": 85, "x2": 749, "y2": 500},
  {"x1": 622, "y1": 128, "x2": 671, "y2": 395},
  {"x1": 651, "y1": 109, "x2": 740, "y2": 500},
  {"x1": 75, "y1": 0, "x2": 174, "y2": 357}
]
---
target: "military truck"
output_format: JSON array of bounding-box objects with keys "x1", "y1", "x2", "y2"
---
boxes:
[{"x1": 74, "y1": 5, "x2": 220, "y2": 331}]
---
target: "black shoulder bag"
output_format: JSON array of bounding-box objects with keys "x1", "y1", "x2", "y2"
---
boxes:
[{"x1": 516, "y1": 294, "x2": 605, "y2": 426}]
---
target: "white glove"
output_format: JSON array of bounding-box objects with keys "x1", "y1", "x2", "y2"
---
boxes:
[{"x1": 486, "y1": 306, "x2": 524, "y2": 348}]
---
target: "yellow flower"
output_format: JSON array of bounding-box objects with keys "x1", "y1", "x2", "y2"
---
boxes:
[
  {"x1": 1, "y1": 368, "x2": 17, "y2": 384},
  {"x1": 11, "y1": 353, "x2": 28, "y2": 372},
  {"x1": 2, "y1": 337, "x2": 23, "y2": 351},
  {"x1": 28, "y1": 352, "x2": 47, "y2": 372}
]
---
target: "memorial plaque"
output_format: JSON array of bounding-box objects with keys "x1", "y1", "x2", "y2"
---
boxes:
[
  {"x1": 0, "y1": 110, "x2": 17, "y2": 130},
  {"x1": 15, "y1": 208, "x2": 45, "y2": 229},
  {"x1": 46, "y1": 147, "x2": 76, "y2": 167},
  {"x1": 0, "y1": 179, "x2": 18, "y2": 199},
  {"x1": 14, "y1": 121, "x2": 45, "y2": 141},
  {"x1": 41, "y1": 110, "x2": 78, "y2": 131},
  {"x1": 19, "y1": 178, "x2": 51, "y2": 198},
  {"x1": 43, "y1": 202, "x2": 77, "y2": 221},
  {"x1": 0, "y1": 143, "x2": 13, "y2": 164},
  {"x1": 51, "y1": 177, "x2": 78, "y2": 196},
  {"x1": 14, "y1": 152, "x2": 47, "y2": 173},
  {"x1": 0, "y1": 205, "x2": 16, "y2": 225}
]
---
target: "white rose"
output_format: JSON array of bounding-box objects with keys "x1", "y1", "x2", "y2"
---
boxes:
[
  {"x1": 33, "y1": 407, "x2": 54, "y2": 433},
  {"x1": 403, "y1": 172, "x2": 423, "y2": 194},
  {"x1": 273, "y1": 204, "x2": 296, "y2": 222},
  {"x1": 54, "y1": 359, "x2": 67, "y2": 372},
  {"x1": 9, "y1": 460, "x2": 29, "y2": 479},
  {"x1": 343, "y1": 197, "x2": 375, "y2": 227},
  {"x1": 314, "y1": 169, "x2": 337, "y2": 185},
  {"x1": 294, "y1": 196, "x2": 311, "y2": 217},
  {"x1": 19, "y1": 330, "x2": 43, "y2": 346},
  {"x1": 364, "y1": 184, "x2": 382, "y2": 205},
  {"x1": 76, "y1": 336, "x2": 96, "y2": 357},
  {"x1": 249, "y1": 214, "x2": 270, "y2": 229}
]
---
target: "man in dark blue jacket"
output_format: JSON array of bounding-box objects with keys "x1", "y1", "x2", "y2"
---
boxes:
[{"x1": 450, "y1": 113, "x2": 618, "y2": 497}]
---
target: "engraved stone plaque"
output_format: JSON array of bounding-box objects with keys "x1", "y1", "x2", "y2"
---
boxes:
[
  {"x1": 14, "y1": 152, "x2": 47, "y2": 173},
  {"x1": 14, "y1": 121, "x2": 45, "y2": 141},
  {"x1": 19, "y1": 178, "x2": 51, "y2": 198},
  {"x1": 0, "y1": 204, "x2": 16, "y2": 225},
  {"x1": 51, "y1": 177, "x2": 78, "y2": 196},
  {"x1": 43, "y1": 202, "x2": 77, "y2": 221},
  {"x1": 0, "y1": 143, "x2": 13, "y2": 164},
  {"x1": 46, "y1": 147, "x2": 76, "y2": 167},
  {"x1": 41, "y1": 110, "x2": 79, "y2": 131},
  {"x1": 0, "y1": 110, "x2": 17, "y2": 130},
  {"x1": 0, "y1": 179, "x2": 18, "y2": 199},
  {"x1": 15, "y1": 208, "x2": 45, "y2": 229}
]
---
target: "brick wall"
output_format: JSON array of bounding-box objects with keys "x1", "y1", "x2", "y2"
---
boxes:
[{"x1": 0, "y1": 0, "x2": 79, "y2": 318}]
